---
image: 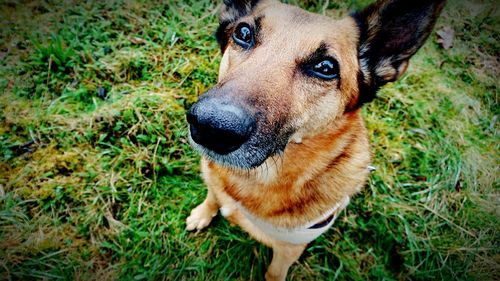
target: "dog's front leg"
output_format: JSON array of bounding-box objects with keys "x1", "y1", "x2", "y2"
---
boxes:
[
  {"x1": 265, "y1": 242, "x2": 307, "y2": 281},
  {"x1": 222, "y1": 204, "x2": 307, "y2": 281},
  {"x1": 186, "y1": 188, "x2": 219, "y2": 231}
]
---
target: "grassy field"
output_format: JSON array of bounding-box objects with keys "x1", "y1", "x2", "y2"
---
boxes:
[{"x1": 0, "y1": 0, "x2": 498, "y2": 280}]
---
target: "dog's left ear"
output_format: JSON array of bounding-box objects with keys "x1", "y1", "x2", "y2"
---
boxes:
[
  {"x1": 216, "y1": 0, "x2": 260, "y2": 51},
  {"x1": 352, "y1": 0, "x2": 446, "y2": 105}
]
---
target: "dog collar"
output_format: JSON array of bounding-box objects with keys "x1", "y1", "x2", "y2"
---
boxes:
[
  {"x1": 238, "y1": 196, "x2": 350, "y2": 244},
  {"x1": 308, "y1": 212, "x2": 336, "y2": 229}
]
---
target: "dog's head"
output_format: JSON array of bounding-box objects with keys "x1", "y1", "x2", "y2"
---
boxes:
[{"x1": 187, "y1": 0, "x2": 445, "y2": 168}]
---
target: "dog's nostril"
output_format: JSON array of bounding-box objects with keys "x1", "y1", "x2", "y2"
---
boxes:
[{"x1": 187, "y1": 102, "x2": 255, "y2": 155}]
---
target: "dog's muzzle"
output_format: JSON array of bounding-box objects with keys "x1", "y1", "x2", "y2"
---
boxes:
[{"x1": 187, "y1": 97, "x2": 256, "y2": 155}]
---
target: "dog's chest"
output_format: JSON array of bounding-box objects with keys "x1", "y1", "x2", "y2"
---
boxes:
[{"x1": 215, "y1": 167, "x2": 343, "y2": 228}]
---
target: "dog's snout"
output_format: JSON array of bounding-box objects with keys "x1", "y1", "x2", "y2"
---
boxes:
[{"x1": 187, "y1": 99, "x2": 255, "y2": 155}]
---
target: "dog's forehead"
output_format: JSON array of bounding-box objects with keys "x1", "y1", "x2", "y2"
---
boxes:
[{"x1": 254, "y1": 2, "x2": 358, "y2": 57}]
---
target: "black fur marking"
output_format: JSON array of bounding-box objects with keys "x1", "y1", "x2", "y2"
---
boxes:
[
  {"x1": 254, "y1": 16, "x2": 263, "y2": 46},
  {"x1": 303, "y1": 43, "x2": 329, "y2": 64},
  {"x1": 351, "y1": 13, "x2": 379, "y2": 106},
  {"x1": 355, "y1": 69, "x2": 380, "y2": 106},
  {"x1": 223, "y1": 0, "x2": 260, "y2": 19},
  {"x1": 216, "y1": 20, "x2": 231, "y2": 52}
]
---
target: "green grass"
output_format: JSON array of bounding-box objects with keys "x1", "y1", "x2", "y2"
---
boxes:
[{"x1": 0, "y1": 0, "x2": 498, "y2": 280}]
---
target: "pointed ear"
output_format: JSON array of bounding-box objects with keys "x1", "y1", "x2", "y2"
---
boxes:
[
  {"x1": 352, "y1": 0, "x2": 446, "y2": 105},
  {"x1": 216, "y1": 0, "x2": 260, "y2": 51}
]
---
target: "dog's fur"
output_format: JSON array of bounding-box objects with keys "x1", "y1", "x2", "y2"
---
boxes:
[{"x1": 186, "y1": 0, "x2": 445, "y2": 280}]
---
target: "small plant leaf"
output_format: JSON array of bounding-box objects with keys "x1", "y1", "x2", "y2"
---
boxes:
[
  {"x1": 129, "y1": 37, "x2": 146, "y2": 44},
  {"x1": 436, "y1": 26, "x2": 455, "y2": 49}
]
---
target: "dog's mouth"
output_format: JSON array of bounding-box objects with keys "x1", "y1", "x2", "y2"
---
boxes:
[
  {"x1": 187, "y1": 96, "x2": 292, "y2": 169},
  {"x1": 188, "y1": 129, "x2": 287, "y2": 169}
]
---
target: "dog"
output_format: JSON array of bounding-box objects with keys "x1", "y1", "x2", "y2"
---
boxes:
[{"x1": 185, "y1": 0, "x2": 445, "y2": 280}]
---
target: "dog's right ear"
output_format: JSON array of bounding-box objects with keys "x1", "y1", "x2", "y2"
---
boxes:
[{"x1": 216, "y1": 0, "x2": 260, "y2": 51}]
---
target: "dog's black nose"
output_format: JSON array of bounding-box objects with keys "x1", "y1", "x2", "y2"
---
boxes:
[{"x1": 187, "y1": 99, "x2": 255, "y2": 155}]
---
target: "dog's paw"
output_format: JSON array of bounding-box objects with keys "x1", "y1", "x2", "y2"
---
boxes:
[
  {"x1": 265, "y1": 271, "x2": 286, "y2": 281},
  {"x1": 186, "y1": 203, "x2": 216, "y2": 231}
]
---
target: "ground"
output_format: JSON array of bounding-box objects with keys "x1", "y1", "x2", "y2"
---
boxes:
[{"x1": 0, "y1": 0, "x2": 498, "y2": 280}]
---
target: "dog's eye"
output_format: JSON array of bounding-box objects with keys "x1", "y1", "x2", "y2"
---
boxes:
[
  {"x1": 306, "y1": 59, "x2": 339, "y2": 80},
  {"x1": 232, "y1": 23, "x2": 254, "y2": 49}
]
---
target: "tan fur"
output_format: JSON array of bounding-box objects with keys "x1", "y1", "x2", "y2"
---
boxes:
[{"x1": 186, "y1": 0, "x2": 443, "y2": 280}]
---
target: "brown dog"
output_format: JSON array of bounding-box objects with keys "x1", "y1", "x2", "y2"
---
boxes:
[{"x1": 186, "y1": 0, "x2": 445, "y2": 280}]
